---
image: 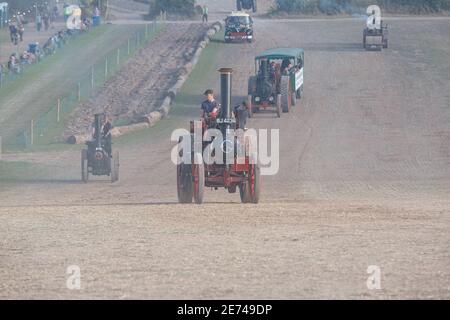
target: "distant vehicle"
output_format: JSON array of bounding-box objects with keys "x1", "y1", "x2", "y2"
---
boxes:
[
  {"x1": 363, "y1": 20, "x2": 388, "y2": 51},
  {"x1": 81, "y1": 113, "x2": 119, "y2": 183},
  {"x1": 237, "y1": 0, "x2": 257, "y2": 13},
  {"x1": 247, "y1": 48, "x2": 304, "y2": 117},
  {"x1": 224, "y1": 11, "x2": 254, "y2": 43}
]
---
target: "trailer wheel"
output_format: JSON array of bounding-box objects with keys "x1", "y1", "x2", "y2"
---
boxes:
[
  {"x1": 111, "y1": 151, "x2": 120, "y2": 183},
  {"x1": 280, "y1": 76, "x2": 291, "y2": 113},
  {"x1": 81, "y1": 149, "x2": 89, "y2": 183},
  {"x1": 296, "y1": 86, "x2": 302, "y2": 99},
  {"x1": 291, "y1": 91, "x2": 297, "y2": 106},
  {"x1": 276, "y1": 94, "x2": 281, "y2": 118},
  {"x1": 192, "y1": 153, "x2": 204, "y2": 204},
  {"x1": 177, "y1": 163, "x2": 193, "y2": 203}
]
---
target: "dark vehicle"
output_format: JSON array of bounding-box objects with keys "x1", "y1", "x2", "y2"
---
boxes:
[
  {"x1": 224, "y1": 12, "x2": 254, "y2": 43},
  {"x1": 247, "y1": 48, "x2": 304, "y2": 117},
  {"x1": 363, "y1": 20, "x2": 388, "y2": 51},
  {"x1": 176, "y1": 68, "x2": 261, "y2": 204},
  {"x1": 237, "y1": 0, "x2": 257, "y2": 12},
  {"x1": 81, "y1": 113, "x2": 119, "y2": 183}
]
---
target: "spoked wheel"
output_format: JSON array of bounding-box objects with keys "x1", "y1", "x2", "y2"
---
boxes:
[
  {"x1": 111, "y1": 151, "x2": 120, "y2": 183},
  {"x1": 81, "y1": 149, "x2": 89, "y2": 183},
  {"x1": 192, "y1": 153, "x2": 204, "y2": 204},
  {"x1": 276, "y1": 94, "x2": 281, "y2": 118},
  {"x1": 280, "y1": 76, "x2": 291, "y2": 113},
  {"x1": 177, "y1": 163, "x2": 193, "y2": 203},
  {"x1": 240, "y1": 161, "x2": 261, "y2": 204}
]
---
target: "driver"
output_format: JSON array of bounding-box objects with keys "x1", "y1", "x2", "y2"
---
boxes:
[
  {"x1": 201, "y1": 89, "x2": 219, "y2": 123},
  {"x1": 101, "y1": 116, "x2": 112, "y2": 157}
]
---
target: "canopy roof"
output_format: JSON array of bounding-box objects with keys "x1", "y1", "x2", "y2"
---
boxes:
[{"x1": 255, "y1": 48, "x2": 304, "y2": 60}]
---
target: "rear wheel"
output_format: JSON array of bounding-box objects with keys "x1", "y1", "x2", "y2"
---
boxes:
[
  {"x1": 177, "y1": 163, "x2": 193, "y2": 203},
  {"x1": 81, "y1": 149, "x2": 88, "y2": 183},
  {"x1": 383, "y1": 38, "x2": 388, "y2": 49},
  {"x1": 280, "y1": 76, "x2": 291, "y2": 113},
  {"x1": 240, "y1": 163, "x2": 260, "y2": 203},
  {"x1": 192, "y1": 153, "x2": 204, "y2": 204},
  {"x1": 236, "y1": 0, "x2": 242, "y2": 11},
  {"x1": 291, "y1": 91, "x2": 297, "y2": 106},
  {"x1": 249, "y1": 163, "x2": 261, "y2": 204}
]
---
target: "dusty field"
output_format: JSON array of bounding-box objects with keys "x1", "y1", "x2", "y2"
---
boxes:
[{"x1": 0, "y1": 0, "x2": 449, "y2": 299}]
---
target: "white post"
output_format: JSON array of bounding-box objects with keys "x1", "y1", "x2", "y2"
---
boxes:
[
  {"x1": 91, "y1": 66, "x2": 94, "y2": 89},
  {"x1": 105, "y1": 57, "x2": 108, "y2": 80},
  {"x1": 30, "y1": 120, "x2": 34, "y2": 146},
  {"x1": 57, "y1": 99, "x2": 61, "y2": 123}
]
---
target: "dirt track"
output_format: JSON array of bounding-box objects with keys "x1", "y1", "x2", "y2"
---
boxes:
[{"x1": 0, "y1": 0, "x2": 449, "y2": 299}]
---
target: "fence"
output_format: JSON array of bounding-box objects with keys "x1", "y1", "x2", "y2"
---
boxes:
[{"x1": 9, "y1": 21, "x2": 163, "y2": 148}]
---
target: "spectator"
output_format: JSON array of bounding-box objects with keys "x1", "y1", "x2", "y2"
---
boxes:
[
  {"x1": 44, "y1": 13, "x2": 50, "y2": 31},
  {"x1": 17, "y1": 23, "x2": 24, "y2": 42},
  {"x1": 36, "y1": 13, "x2": 43, "y2": 32},
  {"x1": 8, "y1": 54, "x2": 20, "y2": 74},
  {"x1": 202, "y1": 5, "x2": 208, "y2": 23},
  {"x1": 8, "y1": 23, "x2": 17, "y2": 44},
  {"x1": 53, "y1": 5, "x2": 59, "y2": 19}
]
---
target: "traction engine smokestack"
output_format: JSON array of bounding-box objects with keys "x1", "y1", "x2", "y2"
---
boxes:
[{"x1": 219, "y1": 68, "x2": 233, "y2": 120}]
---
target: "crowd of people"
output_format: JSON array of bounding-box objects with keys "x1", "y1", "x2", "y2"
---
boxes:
[{"x1": 1, "y1": 5, "x2": 95, "y2": 77}]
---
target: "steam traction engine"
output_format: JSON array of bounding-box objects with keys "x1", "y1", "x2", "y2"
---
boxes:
[{"x1": 176, "y1": 68, "x2": 261, "y2": 204}]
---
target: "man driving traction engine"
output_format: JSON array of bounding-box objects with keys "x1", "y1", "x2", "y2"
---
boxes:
[{"x1": 200, "y1": 89, "x2": 220, "y2": 127}]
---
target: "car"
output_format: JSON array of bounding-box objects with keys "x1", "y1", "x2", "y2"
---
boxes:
[
  {"x1": 237, "y1": 0, "x2": 257, "y2": 13},
  {"x1": 224, "y1": 11, "x2": 254, "y2": 43},
  {"x1": 247, "y1": 48, "x2": 305, "y2": 117}
]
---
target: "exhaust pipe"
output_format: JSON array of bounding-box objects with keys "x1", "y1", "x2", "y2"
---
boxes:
[{"x1": 219, "y1": 68, "x2": 233, "y2": 120}]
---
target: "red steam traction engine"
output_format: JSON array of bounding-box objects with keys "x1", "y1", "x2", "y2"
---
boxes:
[{"x1": 176, "y1": 68, "x2": 261, "y2": 204}]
